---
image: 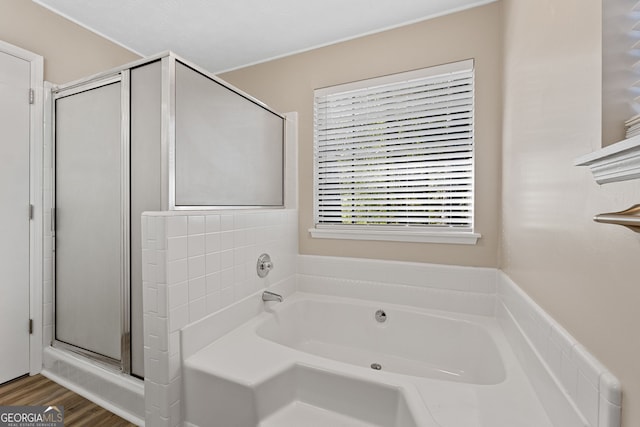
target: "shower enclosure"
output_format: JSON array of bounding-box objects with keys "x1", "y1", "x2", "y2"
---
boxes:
[{"x1": 51, "y1": 53, "x2": 285, "y2": 377}]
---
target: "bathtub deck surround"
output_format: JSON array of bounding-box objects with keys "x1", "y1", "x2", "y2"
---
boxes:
[
  {"x1": 180, "y1": 255, "x2": 619, "y2": 427},
  {"x1": 182, "y1": 292, "x2": 550, "y2": 427},
  {"x1": 141, "y1": 208, "x2": 620, "y2": 427},
  {"x1": 141, "y1": 209, "x2": 298, "y2": 427},
  {"x1": 296, "y1": 256, "x2": 621, "y2": 427}
]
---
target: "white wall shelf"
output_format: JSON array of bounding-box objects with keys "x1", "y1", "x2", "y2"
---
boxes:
[{"x1": 574, "y1": 135, "x2": 640, "y2": 184}]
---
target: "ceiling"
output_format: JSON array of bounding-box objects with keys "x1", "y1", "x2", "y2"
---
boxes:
[{"x1": 33, "y1": 0, "x2": 495, "y2": 73}]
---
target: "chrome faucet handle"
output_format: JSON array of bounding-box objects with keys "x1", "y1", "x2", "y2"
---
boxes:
[{"x1": 257, "y1": 253, "x2": 274, "y2": 278}]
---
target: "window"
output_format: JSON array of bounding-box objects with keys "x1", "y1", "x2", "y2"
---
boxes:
[{"x1": 311, "y1": 59, "x2": 480, "y2": 244}]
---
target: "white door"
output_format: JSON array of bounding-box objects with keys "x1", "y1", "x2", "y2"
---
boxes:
[{"x1": 0, "y1": 49, "x2": 31, "y2": 384}]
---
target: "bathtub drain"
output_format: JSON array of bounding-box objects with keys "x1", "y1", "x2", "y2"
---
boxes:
[{"x1": 370, "y1": 363, "x2": 382, "y2": 370}]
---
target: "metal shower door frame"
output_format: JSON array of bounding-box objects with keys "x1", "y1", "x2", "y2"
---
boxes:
[{"x1": 50, "y1": 70, "x2": 131, "y2": 374}]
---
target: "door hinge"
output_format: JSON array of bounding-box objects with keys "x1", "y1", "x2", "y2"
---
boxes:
[
  {"x1": 29, "y1": 204, "x2": 34, "y2": 220},
  {"x1": 51, "y1": 207, "x2": 56, "y2": 232},
  {"x1": 29, "y1": 88, "x2": 34, "y2": 105},
  {"x1": 29, "y1": 319, "x2": 33, "y2": 334}
]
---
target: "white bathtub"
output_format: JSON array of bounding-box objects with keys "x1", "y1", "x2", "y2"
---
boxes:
[
  {"x1": 182, "y1": 292, "x2": 552, "y2": 427},
  {"x1": 256, "y1": 298, "x2": 505, "y2": 385}
]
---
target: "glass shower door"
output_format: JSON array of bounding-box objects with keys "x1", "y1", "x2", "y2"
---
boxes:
[{"x1": 54, "y1": 74, "x2": 130, "y2": 370}]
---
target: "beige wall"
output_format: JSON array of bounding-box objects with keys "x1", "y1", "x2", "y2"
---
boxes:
[
  {"x1": 0, "y1": 0, "x2": 139, "y2": 84},
  {"x1": 501, "y1": 0, "x2": 640, "y2": 425},
  {"x1": 222, "y1": 2, "x2": 503, "y2": 267}
]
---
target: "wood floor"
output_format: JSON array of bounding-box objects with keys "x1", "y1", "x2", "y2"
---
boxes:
[{"x1": 0, "y1": 374, "x2": 136, "y2": 426}]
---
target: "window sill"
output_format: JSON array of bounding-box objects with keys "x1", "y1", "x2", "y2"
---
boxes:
[{"x1": 308, "y1": 227, "x2": 481, "y2": 245}]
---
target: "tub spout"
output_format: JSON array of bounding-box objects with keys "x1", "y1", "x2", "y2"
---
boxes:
[{"x1": 262, "y1": 291, "x2": 283, "y2": 303}]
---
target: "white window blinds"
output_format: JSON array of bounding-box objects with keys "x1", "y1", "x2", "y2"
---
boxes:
[{"x1": 313, "y1": 59, "x2": 475, "y2": 232}]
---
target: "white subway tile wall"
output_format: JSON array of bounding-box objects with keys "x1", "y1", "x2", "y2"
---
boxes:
[
  {"x1": 498, "y1": 272, "x2": 621, "y2": 427},
  {"x1": 297, "y1": 255, "x2": 497, "y2": 316},
  {"x1": 142, "y1": 209, "x2": 298, "y2": 427},
  {"x1": 297, "y1": 255, "x2": 497, "y2": 293}
]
